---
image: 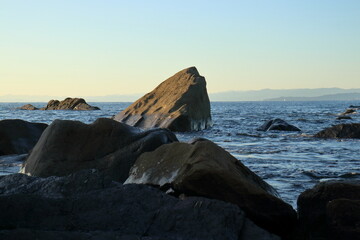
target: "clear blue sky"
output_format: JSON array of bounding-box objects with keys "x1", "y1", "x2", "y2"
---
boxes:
[{"x1": 1, "y1": 0, "x2": 359, "y2": 97}]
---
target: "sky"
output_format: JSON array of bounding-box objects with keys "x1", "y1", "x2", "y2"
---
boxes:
[{"x1": 1, "y1": 0, "x2": 359, "y2": 98}]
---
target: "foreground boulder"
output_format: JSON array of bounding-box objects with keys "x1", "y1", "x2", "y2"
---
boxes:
[
  {"x1": 0, "y1": 170, "x2": 280, "y2": 240},
  {"x1": 20, "y1": 118, "x2": 177, "y2": 182},
  {"x1": 314, "y1": 123, "x2": 360, "y2": 139},
  {"x1": 0, "y1": 119, "x2": 48, "y2": 156},
  {"x1": 257, "y1": 118, "x2": 301, "y2": 131},
  {"x1": 297, "y1": 181, "x2": 360, "y2": 240},
  {"x1": 113, "y1": 67, "x2": 212, "y2": 132},
  {"x1": 125, "y1": 138, "x2": 296, "y2": 238},
  {"x1": 327, "y1": 199, "x2": 360, "y2": 240},
  {"x1": 18, "y1": 97, "x2": 100, "y2": 110}
]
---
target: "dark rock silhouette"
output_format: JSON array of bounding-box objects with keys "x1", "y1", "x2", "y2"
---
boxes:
[
  {"x1": 0, "y1": 170, "x2": 280, "y2": 240},
  {"x1": 20, "y1": 118, "x2": 177, "y2": 182},
  {"x1": 257, "y1": 118, "x2": 301, "y2": 131},
  {"x1": 327, "y1": 199, "x2": 360, "y2": 240},
  {"x1": 113, "y1": 67, "x2": 212, "y2": 132},
  {"x1": 297, "y1": 181, "x2": 360, "y2": 240},
  {"x1": 0, "y1": 119, "x2": 48, "y2": 156},
  {"x1": 18, "y1": 97, "x2": 100, "y2": 110},
  {"x1": 349, "y1": 105, "x2": 360, "y2": 109},
  {"x1": 125, "y1": 138, "x2": 296, "y2": 238},
  {"x1": 314, "y1": 123, "x2": 360, "y2": 139}
]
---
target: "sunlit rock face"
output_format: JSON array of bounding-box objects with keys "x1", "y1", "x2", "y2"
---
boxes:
[{"x1": 113, "y1": 67, "x2": 213, "y2": 132}]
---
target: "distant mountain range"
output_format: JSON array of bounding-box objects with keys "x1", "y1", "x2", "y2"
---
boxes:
[
  {"x1": 208, "y1": 88, "x2": 360, "y2": 101},
  {"x1": 265, "y1": 92, "x2": 360, "y2": 101},
  {"x1": 1, "y1": 88, "x2": 360, "y2": 102}
]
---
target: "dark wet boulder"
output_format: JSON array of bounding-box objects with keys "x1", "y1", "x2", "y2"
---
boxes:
[
  {"x1": 16, "y1": 104, "x2": 39, "y2": 110},
  {"x1": 20, "y1": 118, "x2": 177, "y2": 182},
  {"x1": 314, "y1": 123, "x2": 360, "y2": 139},
  {"x1": 125, "y1": 138, "x2": 296, "y2": 238},
  {"x1": 257, "y1": 118, "x2": 301, "y2": 131},
  {"x1": 0, "y1": 170, "x2": 280, "y2": 240},
  {"x1": 39, "y1": 97, "x2": 100, "y2": 110},
  {"x1": 327, "y1": 199, "x2": 360, "y2": 240},
  {"x1": 113, "y1": 67, "x2": 212, "y2": 132},
  {"x1": 0, "y1": 119, "x2": 48, "y2": 156},
  {"x1": 297, "y1": 181, "x2": 360, "y2": 240}
]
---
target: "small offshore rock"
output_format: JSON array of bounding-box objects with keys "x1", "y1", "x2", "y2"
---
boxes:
[
  {"x1": 349, "y1": 105, "x2": 360, "y2": 109},
  {"x1": 113, "y1": 67, "x2": 212, "y2": 132},
  {"x1": 314, "y1": 123, "x2": 360, "y2": 139},
  {"x1": 42, "y1": 97, "x2": 100, "y2": 110},
  {"x1": 19, "y1": 97, "x2": 100, "y2": 110},
  {"x1": 257, "y1": 118, "x2": 301, "y2": 131},
  {"x1": 340, "y1": 108, "x2": 356, "y2": 115},
  {"x1": 0, "y1": 119, "x2": 48, "y2": 156},
  {"x1": 16, "y1": 104, "x2": 39, "y2": 110}
]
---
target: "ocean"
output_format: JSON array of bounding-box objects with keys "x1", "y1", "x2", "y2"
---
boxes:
[{"x1": 0, "y1": 101, "x2": 359, "y2": 208}]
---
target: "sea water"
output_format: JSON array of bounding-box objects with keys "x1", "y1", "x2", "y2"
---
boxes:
[{"x1": 0, "y1": 101, "x2": 359, "y2": 208}]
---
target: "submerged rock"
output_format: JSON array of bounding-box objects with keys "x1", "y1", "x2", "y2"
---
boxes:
[
  {"x1": 0, "y1": 170, "x2": 280, "y2": 240},
  {"x1": 19, "y1": 97, "x2": 100, "y2": 110},
  {"x1": 314, "y1": 123, "x2": 360, "y2": 139},
  {"x1": 125, "y1": 138, "x2": 296, "y2": 238},
  {"x1": 336, "y1": 116, "x2": 352, "y2": 120},
  {"x1": 113, "y1": 67, "x2": 212, "y2": 132},
  {"x1": 0, "y1": 119, "x2": 48, "y2": 156},
  {"x1": 20, "y1": 118, "x2": 177, "y2": 182},
  {"x1": 297, "y1": 181, "x2": 360, "y2": 240},
  {"x1": 257, "y1": 118, "x2": 301, "y2": 132}
]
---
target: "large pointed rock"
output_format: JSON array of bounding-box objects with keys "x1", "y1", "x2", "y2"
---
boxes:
[
  {"x1": 0, "y1": 119, "x2": 48, "y2": 156},
  {"x1": 125, "y1": 138, "x2": 297, "y2": 238},
  {"x1": 20, "y1": 118, "x2": 177, "y2": 182},
  {"x1": 113, "y1": 67, "x2": 213, "y2": 132}
]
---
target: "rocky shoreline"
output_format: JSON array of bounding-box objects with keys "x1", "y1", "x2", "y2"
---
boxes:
[
  {"x1": 1, "y1": 67, "x2": 359, "y2": 239},
  {"x1": 1, "y1": 119, "x2": 359, "y2": 240}
]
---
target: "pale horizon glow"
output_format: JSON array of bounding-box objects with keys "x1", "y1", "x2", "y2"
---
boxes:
[{"x1": 1, "y1": 0, "x2": 359, "y2": 98}]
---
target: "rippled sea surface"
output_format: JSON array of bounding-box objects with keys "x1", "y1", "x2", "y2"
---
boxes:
[{"x1": 1, "y1": 101, "x2": 359, "y2": 208}]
